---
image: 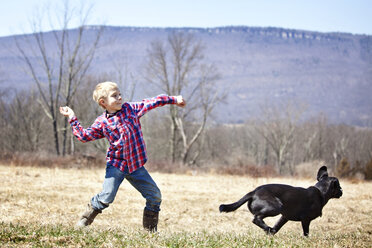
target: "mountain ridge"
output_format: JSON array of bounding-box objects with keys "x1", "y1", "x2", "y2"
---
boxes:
[{"x1": 0, "y1": 26, "x2": 371, "y2": 125}]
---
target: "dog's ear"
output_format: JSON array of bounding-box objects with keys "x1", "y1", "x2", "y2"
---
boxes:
[{"x1": 317, "y1": 166, "x2": 328, "y2": 181}]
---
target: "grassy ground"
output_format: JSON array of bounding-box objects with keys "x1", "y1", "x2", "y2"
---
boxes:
[{"x1": 0, "y1": 164, "x2": 371, "y2": 247}]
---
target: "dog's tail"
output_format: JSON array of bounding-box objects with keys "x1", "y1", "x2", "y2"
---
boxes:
[{"x1": 219, "y1": 192, "x2": 254, "y2": 213}]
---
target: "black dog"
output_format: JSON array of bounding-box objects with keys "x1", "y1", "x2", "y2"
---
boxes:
[{"x1": 219, "y1": 166, "x2": 342, "y2": 236}]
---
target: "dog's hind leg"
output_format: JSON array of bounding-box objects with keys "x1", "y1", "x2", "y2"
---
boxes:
[
  {"x1": 250, "y1": 196, "x2": 283, "y2": 234},
  {"x1": 271, "y1": 216, "x2": 288, "y2": 234},
  {"x1": 252, "y1": 215, "x2": 273, "y2": 234}
]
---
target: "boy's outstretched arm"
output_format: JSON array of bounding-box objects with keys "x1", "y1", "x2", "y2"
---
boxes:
[
  {"x1": 59, "y1": 106, "x2": 104, "y2": 142},
  {"x1": 133, "y1": 94, "x2": 186, "y2": 117}
]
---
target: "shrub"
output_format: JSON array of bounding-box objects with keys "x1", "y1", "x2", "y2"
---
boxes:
[
  {"x1": 0, "y1": 152, "x2": 104, "y2": 169},
  {"x1": 294, "y1": 161, "x2": 325, "y2": 178},
  {"x1": 336, "y1": 158, "x2": 352, "y2": 178},
  {"x1": 214, "y1": 163, "x2": 277, "y2": 177},
  {"x1": 365, "y1": 158, "x2": 372, "y2": 180}
]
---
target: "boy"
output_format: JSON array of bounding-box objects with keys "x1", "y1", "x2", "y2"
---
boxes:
[{"x1": 59, "y1": 81, "x2": 186, "y2": 231}]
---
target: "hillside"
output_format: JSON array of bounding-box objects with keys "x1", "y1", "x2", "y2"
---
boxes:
[{"x1": 0, "y1": 26, "x2": 371, "y2": 125}]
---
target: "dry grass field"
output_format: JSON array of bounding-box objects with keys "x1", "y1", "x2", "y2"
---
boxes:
[{"x1": 0, "y1": 164, "x2": 371, "y2": 247}]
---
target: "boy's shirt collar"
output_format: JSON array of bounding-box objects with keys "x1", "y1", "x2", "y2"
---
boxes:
[
  {"x1": 106, "y1": 111, "x2": 117, "y2": 118},
  {"x1": 105, "y1": 109, "x2": 121, "y2": 118},
  {"x1": 105, "y1": 103, "x2": 132, "y2": 119}
]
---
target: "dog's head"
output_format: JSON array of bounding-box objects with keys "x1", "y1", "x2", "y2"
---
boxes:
[{"x1": 315, "y1": 166, "x2": 343, "y2": 200}]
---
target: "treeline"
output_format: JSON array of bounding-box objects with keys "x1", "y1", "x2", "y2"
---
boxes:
[{"x1": 1, "y1": 84, "x2": 372, "y2": 180}]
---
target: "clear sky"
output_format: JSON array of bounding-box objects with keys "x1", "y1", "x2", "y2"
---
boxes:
[{"x1": 1, "y1": 0, "x2": 371, "y2": 37}]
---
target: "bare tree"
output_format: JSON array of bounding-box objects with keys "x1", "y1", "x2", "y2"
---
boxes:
[
  {"x1": 15, "y1": 0, "x2": 104, "y2": 155},
  {"x1": 255, "y1": 101, "x2": 305, "y2": 174},
  {"x1": 330, "y1": 125, "x2": 351, "y2": 169},
  {"x1": 111, "y1": 54, "x2": 137, "y2": 102},
  {"x1": 144, "y1": 32, "x2": 224, "y2": 165},
  {"x1": 296, "y1": 114, "x2": 327, "y2": 163},
  {"x1": 0, "y1": 89, "x2": 46, "y2": 153}
]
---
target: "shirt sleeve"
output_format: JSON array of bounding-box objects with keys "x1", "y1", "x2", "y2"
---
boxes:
[
  {"x1": 69, "y1": 116, "x2": 105, "y2": 143},
  {"x1": 130, "y1": 94, "x2": 177, "y2": 118}
]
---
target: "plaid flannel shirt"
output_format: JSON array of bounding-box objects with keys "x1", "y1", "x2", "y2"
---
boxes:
[{"x1": 69, "y1": 94, "x2": 177, "y2": 173}]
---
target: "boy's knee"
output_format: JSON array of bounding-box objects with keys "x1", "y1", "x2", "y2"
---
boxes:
[
  {"x1": 154, "y1": 192, "x2": 162, "y2": 205},
  {"x1": 154, "y1": 187, "x2": 162, "y2": 202},
  {"x1": 146, "y1": 189, "x2": 162, "y2": 206}
]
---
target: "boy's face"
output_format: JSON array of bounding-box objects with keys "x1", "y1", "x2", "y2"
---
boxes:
[{"x1": 100, "y1": 89, "x2": 123, "y2": 113}]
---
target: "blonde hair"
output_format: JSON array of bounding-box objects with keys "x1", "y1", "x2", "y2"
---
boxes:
[{"x1": 93, "y1": 81, "x2": 119, "y2": 108}]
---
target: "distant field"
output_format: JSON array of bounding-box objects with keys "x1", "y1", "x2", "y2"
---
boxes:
[{"x1": 1, "y1": 165, "x2": 371, "y2": 247}]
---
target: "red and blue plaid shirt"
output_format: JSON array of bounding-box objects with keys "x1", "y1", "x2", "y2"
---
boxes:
[{"x1": 69, "y1": 94, "x2": 177, "y2": 173}]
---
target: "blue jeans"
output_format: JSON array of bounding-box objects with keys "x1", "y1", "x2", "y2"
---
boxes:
[{"x1": 91, "y1": 164, "x2": 162, "y2": 212}]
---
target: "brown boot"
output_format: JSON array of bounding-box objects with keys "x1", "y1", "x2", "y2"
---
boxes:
[
  {"x1": 143, "y1": 208, "x2": 159, "y2": 232},
  {"x1": 76, "y1": 203, "x2": 102, "y2": 227}
]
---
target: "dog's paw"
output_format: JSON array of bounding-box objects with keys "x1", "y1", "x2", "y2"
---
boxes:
[{"x1": 266, "y1": 227, "x2": 276, "y2": 235}]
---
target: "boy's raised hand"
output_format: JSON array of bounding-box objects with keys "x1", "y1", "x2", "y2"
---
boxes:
[
  {"x1": 59, "y1": 106, "x2": 75, "y2": 119},
  {"x1": 176, "y1": 95, "x2": 186, "y2": 107}
]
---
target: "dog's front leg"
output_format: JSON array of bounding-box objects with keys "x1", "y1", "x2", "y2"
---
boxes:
[
  {"x1": 272, "y1": 216, "x2": 288, "y2": 234},
  {"x1": 301, "y1": 220, "x2": 310, "y2": 236}
]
